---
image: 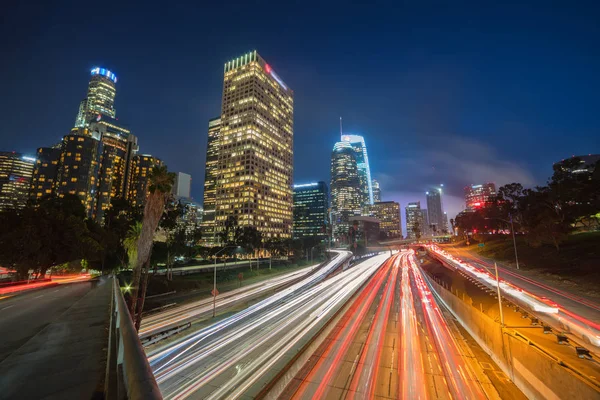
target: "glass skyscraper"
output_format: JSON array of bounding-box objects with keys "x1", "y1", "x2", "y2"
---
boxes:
[
  {"x1": 75, "y1": 67, "x2": 118, "y2": 127},
  {"x1": 201, "y1": 117, "x2": 221, "y2": 246},
  {"x1": 330, "y1": 141, "x2": 362, "y2": 242},
  {"x1": 426, "y1": 186, "x2": 445, "y2": 235},
  {"x1": 0, "y1": 152, "x2": 35, "y2": 212},
  {"x1": 341, "y1": 134, "x2": 373, "y2": 206},
  {"x1": 293, "y1": 182, "x2": 328, "y2": 240},
  {"x1": 214, "y1": 51, "x2": 294, "y2": 240}
]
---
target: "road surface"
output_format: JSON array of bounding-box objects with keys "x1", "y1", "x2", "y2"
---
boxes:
[
  {"x1": 148, "y1": 251, "x2": 390, "y2": 399},
  {"x1": 279, "y1": 251, "x2": 500, "y2": 399}
]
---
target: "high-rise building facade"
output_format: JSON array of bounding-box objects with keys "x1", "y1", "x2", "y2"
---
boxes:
[
  {"x1": 75, "y1": 67, "x2": 118, "y2": 127},
  {"x1": 215, "y1": 51, "x2": 294, "y2": 240},
  {"x1": 55, "y1": 131, "x2": 102, "y2": 217},
  {"x1": 370, "y1": 201, "x2": 401, "y2": 238},
  {"x1": 426, "y1": 186, "x2": 445, "y2": 235},
  {"x1": 341, "y1": 134, "x2": 373, "y2": 206},
  {"x1": 331, "y1": 141, "x2": 362, "y2": 241},
  {"x1": 129, "y1": 154, "x2": 162, "y2": 207},
  {"x1": 465, "y1": 183, "x2": 496, "y2": 209},
  {"x1": 172, "y1": 172, "x2": 192, "y2": 199},
  {"x1": 372, "y1": 179, "x2": 381, "y2": 203},
  {"x1": 200, "y1": 117, "x2": 221, "y2": 246},
  {"x1": 554, "y1": 154, "x2": 600, "y2": 178},
  {"x1": 405, "y1": 201, "x2": 424, "y2": 239},
  {"x1": 30, "y1": 146, "x2": 61, "y2": 200},
  {"x1": 0, "y1": 152, "x2": 35, "y2": 211},
  {"x1": 293, "y1": 182, "x2": 328, "y2": 240}
]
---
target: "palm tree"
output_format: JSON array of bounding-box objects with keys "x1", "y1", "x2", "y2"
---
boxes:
[
  {"x1": 128, "y1": 165, "x2": 175, "y2": 328},
  {"x1": 123, "y1": 221, "x2": 142, "y2": 268}
]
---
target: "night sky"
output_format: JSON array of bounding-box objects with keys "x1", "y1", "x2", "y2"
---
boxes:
[{"x1": 2, "y1": 1, "x2": 599, "y2": 231}]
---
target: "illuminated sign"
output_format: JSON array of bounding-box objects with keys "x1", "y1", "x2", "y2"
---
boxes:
[
  {"x1": 22, "y1": 156, "x2": 36, "y2": 162},
  {"x1": 264, "y1": 64, "x2": 287, "y2": 90},
  {"x1": 294, "y1": 183, "x2": 319, "y2": 188},
  {"x1": 471, "y1": 184, "x2": 482, "y2": 189},
  {"x1": 90, "y1": 67, "x2": 117, "y2": 83}
]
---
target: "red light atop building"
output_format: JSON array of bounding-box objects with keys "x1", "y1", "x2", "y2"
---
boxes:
[{"x1": 265, "y1": 64, "x2": 272, "y2": 73}]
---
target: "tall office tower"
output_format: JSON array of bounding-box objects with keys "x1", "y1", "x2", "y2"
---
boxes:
[
  {"x1": 420, "y1": 209, "x2": 430, "y2": 236},
  {"x1": 89, "y1": 117, "x2": 138, "y2": 222},
  {"x1": 55, "y1": 131, "x2": 102, "y2": 217},
  {"x1": 172, "y1": 172, "x2": 192, "y2": 199},
  {"x1": 426, "y1": 186, "x2": 445, "y2": 235},
  {"x1": 215, "y1": 51, "x2": 294, "y2": 240},
  {"x1": 372, "y1": 179, "x2": 381, "y2": 203},
  {"x1": 129, "y1": 154, "x2": 162, "y2": 207},
  {"x1": 341, "y1": 134, "x2": 373, "y2": 206},
  {"x1": 178, "y1": 197, "x2": 204, "y2": 244},
  {"x1": 293, "y1": 181, "x2": 329, "y2": 240},
  {"x1": 0, "y1": 152, "x2": 35, "y2": 211},
  {"x1": 464, "y1": 183, "x2": 497, "y2": 209},
  {"x1": 331, "y1": 141, "x2": 362, "y2": 241},
  {"x1": 30, "y1": 146, "x2": 61, "y2": 200},
  {"x1": 554, "y1": 154, "x2": 600, "y2": 178},
  {"x1": 200, "y1": 117, "x2": 221, "y2": 246},
  {"x1": 75, "y1": 67, "x2": 118, "y2": 127},
  {"x1": 370, "y1": 201, "x2": 401, "y2": 238},
  {"x1": 405, "y1": 201, "x2": 424, "y2": 239}
]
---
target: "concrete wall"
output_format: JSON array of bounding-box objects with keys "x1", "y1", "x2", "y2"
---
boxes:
[{"x1": 424, "y1": 274, "x2": 599, "y2": 400}]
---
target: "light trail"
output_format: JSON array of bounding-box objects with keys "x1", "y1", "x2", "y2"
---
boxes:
[
  {"x1": 409, "y1": 254, "x2": 487, "y2": 400},
  {"x1": 150, "y1": 252, "x2": 391, "y2": 399}
]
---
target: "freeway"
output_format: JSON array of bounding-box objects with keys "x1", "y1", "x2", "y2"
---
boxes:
[
  {"x1": 140, "y1": 260, "x2": 324, "y2": 339},
  {"x1": 148, "y1": 251, "x2": 390, "y2": 399},
  {"x1": 429, "y1": 245, "x2": 600, "y2": 353},
  {"x1": 0, "y1": 281, "x2": 94, "y2": 362},
  {"x1": 278, "y1": 251, "x2": 498, "y2": 399}
]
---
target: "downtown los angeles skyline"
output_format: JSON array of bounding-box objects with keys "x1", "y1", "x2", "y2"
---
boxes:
[{"x1": 2, "y1": 2, "x2": 599, "y2": 224}]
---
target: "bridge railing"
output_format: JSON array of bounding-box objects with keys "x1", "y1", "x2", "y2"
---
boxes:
[{"x1": 106, "y1": 276, "x2": 163, "y2": 400}]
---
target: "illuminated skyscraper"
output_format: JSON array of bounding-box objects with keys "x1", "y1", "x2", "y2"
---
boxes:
[
  {"x1": 341, "y1": 134, "x2": 373, "y2": 206},
  {"x1": 426, "y1": 185, "x2": 445, "y2": 235},
  {"x1": 330, "y1": 141, "x2": 362, "y2": 241},
  {"x1": 372, "y1": 179, "x2": 381, "y2": 203},
  {"x1": 30, "y1": 146, "x2": 61, "y2": 200},
  {"x1": 55, "y1": 130, "x2": 102, "y2": 217},
  {"x1": 370, "y1": 201, "x2": 401, "y2": 238},
  {"x1": 215, "y1": 51, "x2": 294, "y2": 240},
  {"x1": 405, "y1": 201, "x2": 424, "y2": 239},
  {"x1": 200, "y1": 117, "x2": 221, "y2": 246},
  {"x1": 129, "y1": 154, "x2": 162, "y2": 207},
  {"x1": 75, "y1": 67, "x2": 118, "y2": 127},
  {"x1": 293, "y1": 182, "x2": 328, "y2": 240},
  {"x1": 464, "y1": 183, "x2": 496, "y2": 209},
  {"x1": 0, "y1": 152, "x2": 35, "y2": 211}
]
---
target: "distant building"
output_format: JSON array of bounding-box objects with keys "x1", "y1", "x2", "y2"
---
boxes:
[
  {"x1": 553, "y1": 154, "x2": 600, "y2": 178},
  {"x1": 215, "y1": 51, "x2": 294, "y2": 240},
  {"x1": 0, "y1": 152, "x2": 35, "y2": 211},
  {"x1": 370, "y1": 201, "x2": 401, "y2": 238},
  {"x1": 293, "y1": 182, "x2": 328, "y2": 240},
  {"x1": 464, "y1": 183, "x2": 496, "y2": 210},
  {"x1": 177, "y1": 198, "x2": 203, "y2": 245},
  {"x1": 372, "y1": 179, "x2": 381, "y2": 203},
  {"x1": 30, "y1": 147, "x2": 61, "y2": 200},
  {"x1": 426, "y1": 186, "x2": 445, "y2": 235},
  {"x1": 349, "y1": 216, "x2": 380, "y2": 246},
  {"x1": 200, "y1": 117, "x2": 221, "y2": 246},
  {"x1": 341, "y1": 134, "x2": 373, "y2": 206},
  {"x1": 75, "y1": 67, "x2": 118, "y2": 127},
  {"x1": 172, "y1": 172, "x2": 192, "y2": 199},
  {"x1": 331, "y1": 141, "x2": 362, "y2": 242},
  {"x1": 405, "y1": 201, "x2": 424, "y2": 239},
  {"x1": 129, "y1": 154, "x2": 162, "y2": 207}
]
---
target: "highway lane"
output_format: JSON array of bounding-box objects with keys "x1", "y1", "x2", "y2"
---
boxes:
[
  {"x1": 429, "y1": 245, "x2": 600, "y2": 353},
  {"x1": 279, "y1": 251, "x2": 491, "y2": 400},
  {"x1": 149, "y1": 251, "x2": 389, "y2": 399},
  {"x1": 0, "y1": 281, "x2": 94, "y2": 362},
  {"x1": 140, "y1": 263, "x2": 317, "y2": 339}
]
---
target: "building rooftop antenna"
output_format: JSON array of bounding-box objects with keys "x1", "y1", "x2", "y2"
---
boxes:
[{"x1": 339, "y1": 116, "x2": 343, "y2": 139}]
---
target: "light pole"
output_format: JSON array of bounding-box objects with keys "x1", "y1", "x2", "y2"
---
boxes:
[
  {"x1": 485, "y1": 215, "x2": 520, "y2": 270},
  {"x1": 213, "y1": 245, "x2": 239, "y2": 317}
]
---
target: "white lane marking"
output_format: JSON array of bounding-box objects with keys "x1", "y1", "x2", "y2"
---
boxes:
[
  {"x1": 53, "y1": 289, "x2": 60, "y2": 292},
  {"x1": 33, "y1": 295, "x2": 44, "y2": 299},
  {"x1": 1, "y1": 305, "x2": 14, "y2": 310}
]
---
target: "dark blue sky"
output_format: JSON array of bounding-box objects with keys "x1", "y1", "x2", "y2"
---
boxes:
[{"x1": 2, "y1": 1, "x2": 599, "y2": 228}]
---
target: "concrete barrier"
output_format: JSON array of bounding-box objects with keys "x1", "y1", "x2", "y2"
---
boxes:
[{"x1": 422, "y1": 271, "x2": 600, "y2": 400}]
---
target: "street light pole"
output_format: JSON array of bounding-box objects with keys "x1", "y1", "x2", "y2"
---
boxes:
[
  {"x1": 212, "y1": 245, "x2": 238, "y2": 318},
  {"x1": 495, "y1": 262, "x2": 505, "y2": 327},
  {"x1": 509, "y1": 214, "x2": 520, "y2": 270}
]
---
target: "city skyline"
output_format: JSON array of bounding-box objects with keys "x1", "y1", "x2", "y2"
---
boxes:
[{"x1": 2, "y1": 3, "x2": 599, "y2": 231}]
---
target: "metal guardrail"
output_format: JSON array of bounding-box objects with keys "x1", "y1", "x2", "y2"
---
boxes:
[{"x1": 106, "y1": 276, "x2": 163, "y2": 400}]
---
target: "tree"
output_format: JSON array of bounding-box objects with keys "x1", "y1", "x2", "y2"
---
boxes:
[
  {"x1": 129, "y1": 165, "x2": 175, "y2": 330},
  {"x1": 237, "y1": 226, "x2": 262, "y2": 268},
  {"x1": 123, "y1": 222, "x2": 142, "y2": 269}
]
